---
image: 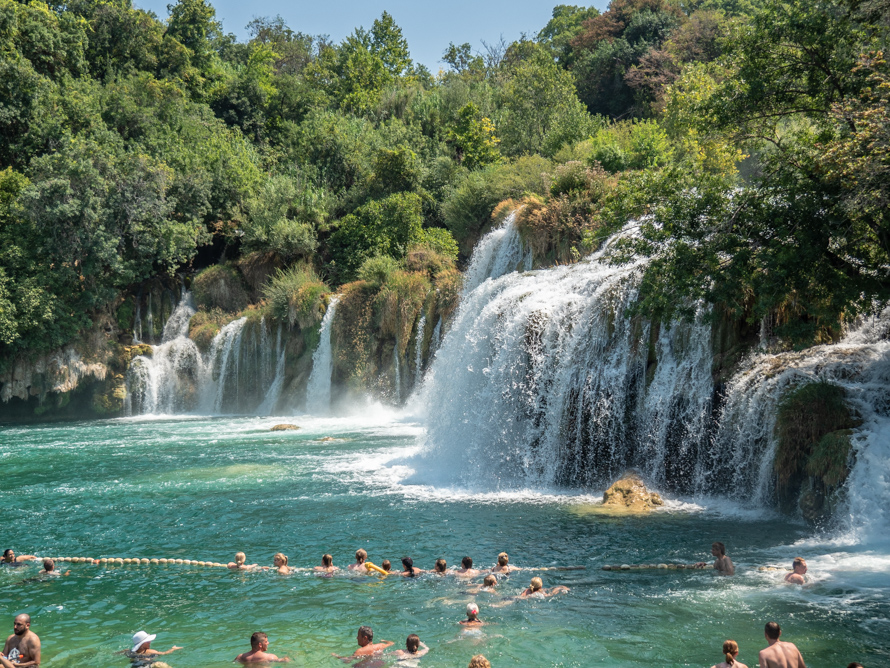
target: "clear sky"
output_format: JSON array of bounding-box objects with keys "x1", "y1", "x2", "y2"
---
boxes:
[{"x1": 134, "y1": 0, "x2": 609, "y2": 72}]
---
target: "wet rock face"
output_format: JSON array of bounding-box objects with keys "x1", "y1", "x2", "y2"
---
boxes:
[
  {"x1": 602, "y1": 473, "x2": 664, "y2": 511},
  {"x1": 270, "y1": 424, "x2": 300, "y2": 431}
]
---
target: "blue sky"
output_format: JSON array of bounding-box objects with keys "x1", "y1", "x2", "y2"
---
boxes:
[{"x1": 134, "y1": 0, "x2": 610, "y2": 72}]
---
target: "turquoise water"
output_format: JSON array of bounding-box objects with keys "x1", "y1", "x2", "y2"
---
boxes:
[{"x1": 1, "y1": 414, "x2": 888, "y2": 667}]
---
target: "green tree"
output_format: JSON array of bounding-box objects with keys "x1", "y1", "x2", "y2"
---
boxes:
[
  {"x1": 537, "y1": 5, "x2": 600, "y2": 66},
  {"x1": 446, "y1": 102, "x2": 501, "y2": 169}
]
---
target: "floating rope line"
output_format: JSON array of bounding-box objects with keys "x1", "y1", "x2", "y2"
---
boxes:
[{"x1": 601, "y1": 564, "x2": 793, "y2": 571}]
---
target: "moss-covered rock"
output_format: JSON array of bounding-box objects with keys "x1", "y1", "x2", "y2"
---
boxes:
[
  {"x1": 192, "y1": 265, "x2": 250, "y2": 313},
  {"x1": 602, "y1": 472, "x2": 664, "y2": 511}
]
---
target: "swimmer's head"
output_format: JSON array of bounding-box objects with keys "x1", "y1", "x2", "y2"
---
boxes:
[
  {"x1": 381, "y1": 559, "x2": 391, "y2": 571},
  {"x1": 2, "y1": 549, "x2": 13, "y2": 562},
  {"x1": 530, "y1": 577, "x2": 543, "y2": 591},
  {"x1": 235, "y1": 552, "x2": 246, "y2": 565},
  {"x1": 466, "y1": 602, "x2": 479, "y2": 619},
  {"x1": 712, "y1": 542, "x2": 726, "y2": 557},
  {"x1": 406, "y1": 634, "x2": 420, "y2": 653},
  {"x1": 273, "y1": 553, "x2": 288, "y2": 567},
  {"x1": 250, "y1": 632, "x2": 268, "y2": 649},
  {"x1": 355, "y1": 549, "x2": 367, "y2": 564},
  {"x1": 497, "y1": 552, "x2": 509, "y2": 566},
  {"x1": 401, "y1": 557, "x2": 414, "y2": 572},
  {"x1": 468, "y1": 654, "x2": 491, "y2": 668},
  {"x1": 435, "y1": 559, "x2": 447, "y2": 573},
  {"x1": 483, "y1": 575, "x2": 497, "y2": 587},
  {"x1": 764, "y1": 622, "x2": 781, "y2": 640},
  {"x1": 462, "y1": 556, "x2": 473, "y2": 569},
  {"x1": 792, "y1": 557, "x2": 807, "y2": 574},
  {"x1": 357, "y1": 626, "x2": 373, "y2": 646},
  {"x1": 322, "y1": 554, "x2": 333, "y2": 567},
  {"x1": 722, "y1": 640, "x2": 739, "y2": 665},
  {"x1": 43, "y1": 558, "x2": 54, "y2": 572}
]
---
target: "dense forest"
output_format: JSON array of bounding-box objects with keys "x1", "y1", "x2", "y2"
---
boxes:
[{"x1": 1, "y1": 0, "x2": 888, "y2": 373}]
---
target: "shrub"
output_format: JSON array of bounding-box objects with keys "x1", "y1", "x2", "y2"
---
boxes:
[
  {"x1": 806, "y1": 430, "x2": 853, "y2": 487},
  {"x1": 416, "y1": 227, "x2": 459, "y2": 261},
  {"x1": 405, "y1": 244, "x2": 455, "y2": 278},
  {"x1": 587, "y1": 120, "x2": 673, "y2": 173},
  {"x1": 188, "y1": 308, "x2": 239, "y2": 351},
  {"x1": 357, "y1": 255, "x2": 401, "y2": 289},
  {"x1": 192, "y1": 265, "x2": 250, "y2": 312},
  {"x1": 262, "y1": 264, "x2": 329, "y2": 329},
  {"x1": 375, "y1": 270, "x2": 431, "y2": 355}
]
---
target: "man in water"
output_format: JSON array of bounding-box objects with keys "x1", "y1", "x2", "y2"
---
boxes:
[
  {"x1": 381, "y1": 560, "x2": 392, "y2": 572},
  {"x1": 455, "y1": 557, "x2": 480, "y2": 577},
  {"x1": 1, "y1": 551, "x2": 36, "y2": 568},
  {"x1": 491, "y1": 552, "x2": 516, "y2": 574},
  {"x1": 2, "y1": 614, "x2": 41, "y2": 667},
  {"x1": 695, "y1": 542, "x2": 735, "y2": 575},
  {"x1": 460, "y1": 603, "x2": 485, "y2": 626},
  {"x1": 350, "y1": 549, "x2": 370, "y2": 573},
  {"x1": 234, "y1": 632, "x2": 290, "y2": 664},
  {"x1": 391, "y1": 634, "x2": 429, "y2": 660},
  {"x1": 41, "y1": 560, "x2": 67, "y2": 577},
  {"x1": 334, "y1": 626, "x2": 393, "y2": 659},
  {"x1": 758, "y1": 622, "x2": 806, "y2": 668},
  {"x1": 784, "y1": 558, "x2": 807, "y2": 585}
]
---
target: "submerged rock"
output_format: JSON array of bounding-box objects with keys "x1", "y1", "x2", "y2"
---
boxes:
[
  {"x1": 602, "y1": 473, "x2": 663, "y2": 511},
  {"x1": 270, "y1": 424, "x2": 300, "y2": 431}
]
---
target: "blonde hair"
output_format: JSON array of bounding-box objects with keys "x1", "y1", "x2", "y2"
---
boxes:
[
  {"x1": 497, "y1": 552, "x2": 509, "y2": 566},
  {"x1": 355, "y1": 549, "x2": 367, "y2": 563},
  {"x1": 468, "y1": 655, "x2": 491, "y2": 668},
  {"x1": 530, "y1": 577, "x2": 543, "y2": 591},
  {"x1": 273, "y1": 553, "x2": 288, "y2": 566},
  {"x1": 722, "y1": 640, "x2": 739, "y2": 665},
  {"x1": 235, "y1": 552, "x2": 246, "y2": 564},
  {"x1": 483, "y1": 575, "x2": 497, "y2": 586}
]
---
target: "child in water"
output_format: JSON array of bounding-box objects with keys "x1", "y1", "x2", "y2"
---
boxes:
[
  {"x1": 227, "y1": 552, "x2": 257, "y2": 570},
  {"x1": 391, "y1": 634, "x2": 429, "y2": 660}
]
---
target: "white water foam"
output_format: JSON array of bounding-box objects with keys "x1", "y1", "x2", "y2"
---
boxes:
[{"x1": 306, "y1": 297, "x2": 339, "y2": 414}]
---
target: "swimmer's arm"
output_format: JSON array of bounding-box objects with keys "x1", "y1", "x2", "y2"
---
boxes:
[{"x1": 155, "y1": 646, "x2": 183, "y2": 655}]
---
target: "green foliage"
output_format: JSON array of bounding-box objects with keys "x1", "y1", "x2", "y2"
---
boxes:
[
  {"x1": 242, "y1": 175, "x2": 324, "y2": 262},
  {"x1": 416, "y1": 228, "x2": 459, "y2": 262},
  {"x1": 806, "y1": 430, "x2": 853, "y2": 487},
  {"x1": 262, "y1": 263, "x2": 329, "y2": 329},
  {"x1": 537, "y1": 5, "x2": 601, "y2": 67},
  {"x1": 328, "y1": 192, "x2": 424, "y2": 281},
  {"x1": 192, "y1": 265, "x2": 249, "y2": 312},
  {"x1": 446, "y1": 103, "x2": 501, "y2": 169},
  {"x1": 588, "y1": 120, "x2": 673, "y2": 172},
  {"x1": 188, "y1": 307, "x2": 237, "y2": 351},
  {"x1": 357, "y1": 254, "x2": 400, "y2": 288},
  {"x1": 442, "y1": 155, "x2": 551, "y2": 247}
]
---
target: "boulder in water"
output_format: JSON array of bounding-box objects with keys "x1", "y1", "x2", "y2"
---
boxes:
[
  {"x1": 270, "y1": 424, "x2": 300, "y2": 431},
  {"x1": 601, "y1": 473, "x2": 663, "y2": 511}
]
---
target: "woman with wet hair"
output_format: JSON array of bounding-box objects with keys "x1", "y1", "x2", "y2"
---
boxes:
[
  {"x1": 400, "y1": 557, "x2": 424, "y2": 577},
  {"x1": 709, "y1": 640, "x2": 747, "y2": 668}
]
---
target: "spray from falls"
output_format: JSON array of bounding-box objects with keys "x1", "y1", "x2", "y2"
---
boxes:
[
  {"x1": 305, "y1": 298, "x2": 339, "y2": 414},
  {"x1": 462, "y1": 212, "x2": 532, "y2": 295}
]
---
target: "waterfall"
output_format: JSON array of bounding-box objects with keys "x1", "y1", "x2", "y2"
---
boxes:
[
  {"x1": 462, "y1": 212, "x2": 533, "y2": 295},
  {"x1": 305, "y1": 297, "x2": 339, "y2": 414},
  {"x1": 133, "y1": 290, "x2": 143, "y2": 344},
  {"x1": 205, "y1": 317, "x2": 248, "y2": 414},
  {"x1": 258, "y1": 324, "x2": 286, "y2": 416},
  {"x1": 145, "y1": 293, "x2": 155, "y2": 343},
  {"x1": 414, "y1": 316, "x2": 426, "y2": 388},
  {"x1": 393, "y1": 336, "x2": 402, "y2": 404}
]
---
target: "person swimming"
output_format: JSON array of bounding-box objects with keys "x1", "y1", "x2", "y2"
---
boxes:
[
  {"x1": 433, "y1": 559, "x2": 448, "y2": 575},
  {"x1": 122, "y1": 630, "x2": 183, "y2": 667},
  {"x1": 466, "y1": 574, "x2": 498, "y2": 595},
  {"x1": 695, "y1": 542, "x2": 735, "y2": 575},
  {"x1": 270, "y1": 553, "x2": 292, "y2": 574},
  {"x1": 228, "y1": 552, "x2": 257, "y2": 570},
  {"x1": 467, "y1": 656, "x2": 491, "y2": 668},
  {"x1": 709, "y1": 639, "x2": 748, "y2": 668},
  {"x1": 784, "y1": 557, "x2": 807, "y2": 585},
  {"x1": 315, "y1": 554, "x2": 338, "y2": 574},
  {"x1": 519, "y1": 577, "x2": 570, "y2": 598},
  {"x1": 460, "y1": 602, "x2": 485, "y2": 626},
  {"x1": 350, "y1": 549, "x2": 370, "y2": 573},
  {"x1": 234, "y1": 631, "x2": 290, "y2": 664},
  {"x1": 456, "y1": 556, "x2": 480, "y2": 577},
  {"x1": 391, "y1": 634, "x2": 429, "y2": 660},
  {"x1": 1, "y1": 550, "x2": 36, "y2": 567},
  {"x1": 333, "y1": 626, "x2": 393, "y2": 660},
  {"x1": 41, "y1": 558, "x2": 68, "y2": 577},
  {"x1": 381, "y1": 560, "x2": 392, "y2": 572},
  {"x1": 400, "y1": 557, "x2": 423, "y2": 577},
  {"x1": 491, "y1": 552, "x2": 515, "y2": 574}
]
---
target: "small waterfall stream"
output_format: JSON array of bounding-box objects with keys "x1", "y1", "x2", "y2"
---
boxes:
[
  {"x1": 414, "y1": 316, "x2": 426, "y2": 387},
  {"x1": 462, "y1": 212, "x2": 533, "y2": 295},
  {"x1": 257, "y1": 325, "x2": 285, "y2": 416},
  {"x1": 305, "y1": 297, "x2": 339, "y2": 414}
]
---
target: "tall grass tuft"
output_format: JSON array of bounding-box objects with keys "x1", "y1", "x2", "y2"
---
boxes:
[{"x1": 262, "y1": 264, "x2": 330, "y2": 330}]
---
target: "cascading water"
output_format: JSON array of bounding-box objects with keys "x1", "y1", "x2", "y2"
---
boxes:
[
  {"x1": 414, "y1": 316, "x2": 426, "y2": 387},
  {"x1": 462, "y1": 212, "x2": 533, "y2": 295},
  {"x1": 257, "y1": 324, "x2": 286, "y2": 416},
  {"x1": 205, "y1": 317, "x2": 248, "y2": 413},
  {"x1": 305, "y1": 297, "x2": 339, "y2": 414}
]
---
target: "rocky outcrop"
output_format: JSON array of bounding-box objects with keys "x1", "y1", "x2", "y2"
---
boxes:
[
  {"x1": 602, "y1": 473, "x2": 664, "y2": 511},
  {"x1": 270, "y1": 424, "x2": 300, "y2": 431},
  {"x1": 0, "y1": 347, "x2": 109, "y2": 403}
]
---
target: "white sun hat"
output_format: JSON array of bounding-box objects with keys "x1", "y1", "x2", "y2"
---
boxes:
[{"x1": 131, "y1": 631, "x2": 157, "y2": 653}]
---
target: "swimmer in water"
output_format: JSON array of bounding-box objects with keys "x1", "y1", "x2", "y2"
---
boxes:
[
  {"x1": 1, "y1": 550, "x2": 36, "y2": 567},
  {"x1": 456, "y1": 556, "x2": 480, "y2": 578},
  {"x1": 349, "y1": 549, "x2": 370, "y2": 573},
  {"x1": 433, "y1": 559, "x2": 448, "y2": 575},
  {"x1": 315, "y1": 554, "x2": 338, "y2": 574},
  {"x1": 228, "y1": 552, "x2": 257, "y2": 570},
  {"x1": 381, "y1": 560, "x2": 392, "y2": 572},
  {"x1": 235, "y1": 631, "x2": 290, "y2": 664},
  {"x1": 519, "y1": 577, "x2": 570, "y2": 598},
  {"x1": 120, "y1": 630, "x2": 183, "y2": 667},
  {"x1": 460, "y1": 603, "x2": 485, "y2": 626},
  {"x1": 391, "y1": 634, "x2": 429, "y2": 660},
  {"x1": 467, "y1": 574, "x2": 498, "y2": 595},
  {"x1": 784, "y1": 557, "x2": 807, "y2": 585},
  {"x1": 400, "y1": 557, "x2": 424, "y2": 577},
  {"x1": 42, "y1": 559, "x2": 68, "y2": 577},
  {"x1": 491, "y1": 552, "x2": 516, "y2": 574},
  {"x1": 758, "y1": 622, "x2": 806, "y2": 668},
  {"x1": 334, "y1": 626, "x2": 393, "y2": 660},
  {"x1": 468, "y1": 656, "x2": 491, "y2": 668},
  {"x1": 270, "y1": 553, "x2": 292, "y2": 574},
  {"x1": 2, "y1": 614, "x2": 41, "y2": 668},
  {"x1": 695, "y1": 542, "x2": 735, "y2": 575},
  {"x1": 709, "y1": 639, "x2": 748, "y2": 668}
]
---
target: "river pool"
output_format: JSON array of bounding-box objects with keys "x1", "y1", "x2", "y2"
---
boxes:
[{"x1": 1, "y1": 412, "x2": 888, "y2": 667}]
